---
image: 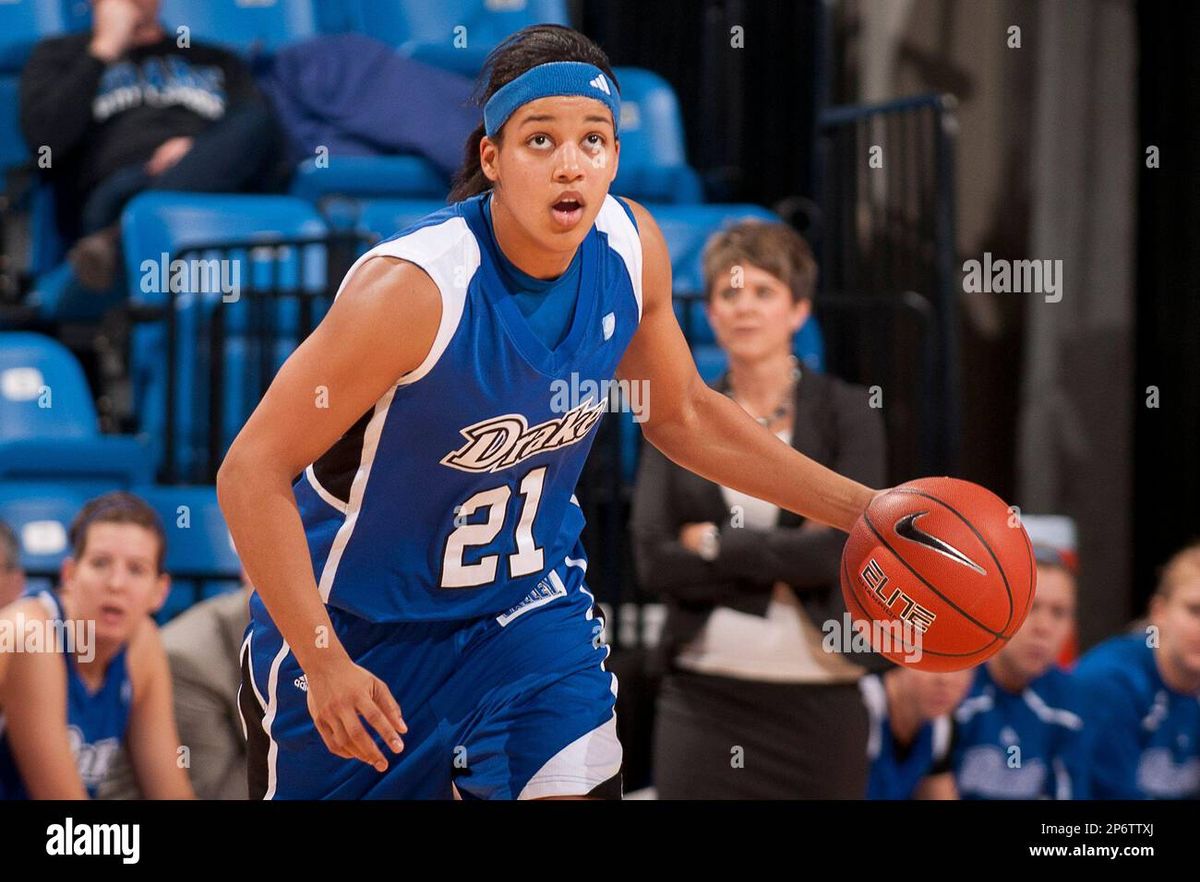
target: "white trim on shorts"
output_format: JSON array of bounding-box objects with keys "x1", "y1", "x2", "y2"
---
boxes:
[
  {"x1": 260, "y1": 639, "x2": 293, "y2": 800},
  {"x1": 516, "y1": 572, "x2": 621, "y2": 799}
]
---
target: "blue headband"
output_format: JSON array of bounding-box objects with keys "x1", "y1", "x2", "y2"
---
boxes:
[{"x1": 483, "y1": 61, "x2": 620, "y2": 138}]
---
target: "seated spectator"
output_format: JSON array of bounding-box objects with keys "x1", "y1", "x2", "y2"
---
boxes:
[
  {"x1": 632, "y1": 220, "x2": 887, "y2": 799},
  {"x1": 0, "y1": 521, "x2": 25, "y2": 607},
  {"x1": 0, "y1": 492, "x2": 194, "y2": 799},
  {"x1": 1074, "y1": 541, "x2": 1200, "y2": 799},
  {"x1": 951, "y1": 515, "x2": 1087, "y2": 799},
  {"x1": 860, "y1": 667, "x2": 973, "y2": 799},
  {"x1": 99, "y1": 580, "x2": 251, "y2": 799},
  {"x1": 19, "y1": 0, "x2": 284, "y2": 290}
]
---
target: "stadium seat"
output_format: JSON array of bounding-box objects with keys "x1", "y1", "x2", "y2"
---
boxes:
[
  {"x1": 131, "y1": 484, "x2": 242, "y2": 621},
  {"x1": 341, "y1": 0, "x2": 569, "y2": 76},
  {"x1": 0, "y1": 75, "x2": 28, "y2": 171},
  {"x1": 351, "y1": 197, "x2": 457, "y2": 241},
  {"x1": 610, "y1": 68, "x2": 704, "y2": 204},
  {"x1": 651, "y1": 203, "x2": 780, "y2": 296},
  {"x1": 120, "y1": 192, "x2": 330, "y2": 480},
  {"x1": 691, "y1": 343, "x2": 727, "y2": 384},
  {"x1": 290, "y1": 154, "x2": 449, "y2": 204},
  {"x1": 154, "y1": 0, "x2": 319, "y2": 55},
  {"x1": 0, "y1": 0, "x2": 73, "y2": 72},
  {"x1": 0, "y1": 480, "x2": 115, "y2": 588},
  {"x1": 0, "y1": 333, "x2": 154, "y2": 484}
]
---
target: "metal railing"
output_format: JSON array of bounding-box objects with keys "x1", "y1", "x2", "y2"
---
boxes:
[
  {"x1": 129, "y1": 231, "x2": 371, "y2": 484},
  {"x1": 813, "y1": 93, "x2": 961, "y2": 474}
]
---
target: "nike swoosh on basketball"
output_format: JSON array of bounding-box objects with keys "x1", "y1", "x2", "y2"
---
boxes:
[{"x1": 894, "y1": 511, "x2": 987, "y2": 575}]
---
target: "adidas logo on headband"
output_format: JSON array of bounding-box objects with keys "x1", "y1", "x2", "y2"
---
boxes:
[{"x1": 589, "y1": 74, "x2": 611, "y2": 95}]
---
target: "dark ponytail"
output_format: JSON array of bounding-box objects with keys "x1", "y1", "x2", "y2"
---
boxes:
[{"x1": 448, "y1": 24, "x2": 619, "y2": 203}]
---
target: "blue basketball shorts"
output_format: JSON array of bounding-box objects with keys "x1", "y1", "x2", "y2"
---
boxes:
[{"x1": 238, "y1": 562, "x2": 622, "y2": 799}]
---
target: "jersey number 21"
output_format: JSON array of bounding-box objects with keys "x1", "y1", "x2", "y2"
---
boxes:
[{"x1": 440, "y1": 466, "x2": 547, "y2": 588}]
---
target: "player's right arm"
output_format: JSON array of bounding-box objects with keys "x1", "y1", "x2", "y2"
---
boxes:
[{"x1": 217, "y1": 256, "x2": 442, "y2": 772}]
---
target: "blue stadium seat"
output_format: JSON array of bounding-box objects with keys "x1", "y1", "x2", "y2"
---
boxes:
[
  {"x1": 133, "y1": 485, "x2": 239, "y2": 576},
  {"x1": 691, "y1": 343, "x2": 727, "y2": 384},
  {"x1": 342, "y1": 0, "x2": 568, "y2": 75},
  {"x1": 129, "y1": 484, "x2": 241, "y2": 620},
  {"x1": 0, "y1": 480, "x2": 115, "y2": 582},
  {"x1": 351, "y1": 197, "x2": 456, "y2": 241},
  {"x1": 0, "y1": 333, "x2": 154, "y2": 484},
  {"x1": 0, "y1": 0, "x2": 73, "y2": 72},
  {"x1": 611, "y1": 68, "x2": 703, "y2": 204},
  {"x1": 0, "y1": 76, "x2": 28, "y2": 171},
  {"x1": 290, "y1": 155, "x2": 449, "y2": 204},
  {"x1": 651, "y1": 203, "x2": 780, "y2": 296},
  {"x1": 121, "y1": 193, "x2": 330, "y2": 479},
  {"x1": 155, "y1": 0, "x2": 319, "y2": 55}
]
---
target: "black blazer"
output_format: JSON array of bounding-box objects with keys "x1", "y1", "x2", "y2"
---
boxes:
[{"x1": 630, "y1": 367, "x2": 890, "y2": 678}]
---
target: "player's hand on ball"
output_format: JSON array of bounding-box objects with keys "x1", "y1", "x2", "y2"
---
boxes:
[{"x1": 304, "y1": 656, "x2": 408, "y2": 772}]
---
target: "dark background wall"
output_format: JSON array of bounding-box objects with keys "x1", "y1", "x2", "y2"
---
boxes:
[
  {"x1": 580, "y1": 0, "x2": 822, "y2": 206},
  {"x1": 1134, "y1": 1, "x2": 1200, "y2": 613}
]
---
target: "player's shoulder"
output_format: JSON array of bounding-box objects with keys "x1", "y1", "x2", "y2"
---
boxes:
[
  {"x1": 0, "y1": 592, "x2": 56, "y2": 626},
  {"x1": 1073, "y1": 633, "x2": 1153, "y2": 699},
  {"x1": 1025, "y1": 666, "x2": 1087, "y2": 726},
  {"x1": 616, "y1": 197, "x2": 660, "y2": 244},
  {"x1": 350, "y1": 198, "x2": 481, "y2": 302},
  {"x1": 379, "y1": 198, "x2": 479, "y2": 256},
  {"x1": 0, "y1": 592, "x2": 67, "y2": 687},
  {"x1": 1075, "y1": 632, "x2": 1148, "y2": 674}
]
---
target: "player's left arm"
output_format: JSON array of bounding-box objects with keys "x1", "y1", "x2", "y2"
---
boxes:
[
  {"x1": 615, "y1": 199, "x2": 878, "y2": 533},
  {"x1": 123, "y1": 617, "x2": 195, "y2": 799}
]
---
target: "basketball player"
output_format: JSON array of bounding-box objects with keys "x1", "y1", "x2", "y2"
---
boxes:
[
  {"x1": 860, "y1": 667, "x2": 973, "y2": 799},
  {"x1": 951, "y1": 519, "x2": 1088, "y2": 799},
  {"x1": 1073, "y1": 542, "x2": 1200, "y2": 799},
  {"x1": 0, "y1": 492, "x2": 194, "y2": 799},
  {"x1": 219, "y1": 24, "x2": 879, "y2": 799}
]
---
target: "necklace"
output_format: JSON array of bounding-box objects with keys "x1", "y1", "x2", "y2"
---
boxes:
[{"x1": 725, "y1": 355, "x2": 801, "y2": 427}]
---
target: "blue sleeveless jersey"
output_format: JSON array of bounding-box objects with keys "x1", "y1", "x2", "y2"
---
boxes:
[
  {"x1": 951, "y1": 664, "x2": 1087, "y2": 799},
  {"x1": 1073, "y1": 633, "x2": 1200, "y2": 798},
  {"x1": 0, "y1": 591, "x2": 133, "y2": 799},
  {"x1": 860, "y1": 673, "x2": 954, "y2": 799},
  {"x1": 289, "y1": 191, "x2": 643, "y2": 623}
]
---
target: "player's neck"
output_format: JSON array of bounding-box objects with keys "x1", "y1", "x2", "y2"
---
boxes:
[
  {"x1": 489, "y1": 195, "x2": 576, "y2": 280},
  {"x1": 986, "y1": 657, "x2": 1030, "y2": 694},
  {"x1": 727, "y1": 352, "x2": 797, "y2": 412}
]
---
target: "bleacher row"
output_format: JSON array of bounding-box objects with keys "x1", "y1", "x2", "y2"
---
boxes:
[{"x1": 0, "y1": 0, "x2": 823, "y2": 621}]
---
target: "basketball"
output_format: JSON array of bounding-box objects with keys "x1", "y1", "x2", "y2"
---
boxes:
[{"x1": 840, "y1": 477, "x2": 1037, "y2": 672}]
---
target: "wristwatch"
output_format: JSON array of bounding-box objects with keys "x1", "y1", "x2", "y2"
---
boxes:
[{"x1": 697, "y1": 524, "x2": 720, "y2": 561}]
